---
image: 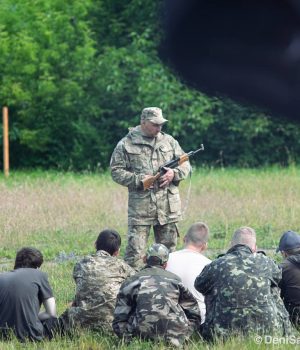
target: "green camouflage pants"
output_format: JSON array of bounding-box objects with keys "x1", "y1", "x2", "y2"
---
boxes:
[{"x1": 124, "y1": 223, "x2": 179, "y2": 269}]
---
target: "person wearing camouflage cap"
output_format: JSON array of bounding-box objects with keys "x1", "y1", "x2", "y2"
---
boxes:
[
  {"x1": 146, "y1": 242, "x2": 170, "y2": 263},
  {"x1": 194, "y1": 227, "x2": 292, "y2": 341},
  {"x1": 113, "y1": 243, "x2": 201, "y2": 347},
  {"x1": 110, "y1": 107, "x2": 191, "y2": 270}
]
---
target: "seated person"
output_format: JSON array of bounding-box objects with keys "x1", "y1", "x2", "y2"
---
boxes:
[
  {"x1": 113, "y1": 243, "x2": 201, "y2": 347},
  {"x1": 60, "y1": 229, "x2": 135, "y2": 332},
  {"x1": 166, "y1": 222, "x2": 211, "y2": 322},
  {"x1": 195, "y1": 227, "x2": 292, "y2": 341},
  {"x1": 277, "y1": 230, "x2": 300, "y2": 329},
  {"x1": 0, "y1": 247, "x2": 59, "y2": 341}
]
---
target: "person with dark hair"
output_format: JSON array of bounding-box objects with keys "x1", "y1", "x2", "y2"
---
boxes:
[
  {"x1": 277, "y1": 230, "x2": 300, "y2": 329},
  {"x1": 113, "y1": 243, "x2": 201, "y2": 347},
  {"x1": 95, "y1": 228, "x2": 121, "y2": 255},
  {"x1": 0, "y1": 247, "x2": 59, "y2": 342},
  {"x1": 60, "y1": 229, "x2": 135, "y2": 332},
  {"x1": 14, "y1": 246, "x2": 44, "y2": 269}
]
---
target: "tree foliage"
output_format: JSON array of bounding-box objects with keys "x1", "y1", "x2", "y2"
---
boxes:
[{"x1": 0, "y1": 0, "x2": 299, "y2": 170}]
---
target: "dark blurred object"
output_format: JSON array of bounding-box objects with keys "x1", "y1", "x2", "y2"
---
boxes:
[{"x1": 160, "y1": 0, "x2": 300, "y2": 121}]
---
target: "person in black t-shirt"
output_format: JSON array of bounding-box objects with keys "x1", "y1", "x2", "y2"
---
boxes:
[{"x1": 0, "y1": 247, "x2": 61, "y2": 341}]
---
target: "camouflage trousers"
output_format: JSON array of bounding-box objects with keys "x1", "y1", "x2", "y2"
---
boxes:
[{"x1": 124, "y1": 223, "x2": 179, "y2": 269}]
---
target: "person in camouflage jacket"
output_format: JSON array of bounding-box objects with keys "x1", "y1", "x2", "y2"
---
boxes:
[
  {"x1": 194, "y1": 227, "x2": 292, "y2": 341},
  {"x1": 113, "y1": 243, "x2": 201, "y2": 347},
  {"x1": 110, "y1": 107, "x2": 191, "y2": 269},
  {"x1": 60, "y1": 229, "x2": 135, "y2": 332}
]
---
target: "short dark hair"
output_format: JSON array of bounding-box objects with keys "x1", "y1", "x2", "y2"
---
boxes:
[
  {"x1": 95, "y1": 229, "x2": 121, "y2": 256},
  {"x1": 14, "y1": 247, "x2": 44, "y2": 269},
  {"x1": 146, "y1": 256, "x2": 164, "y2": 266}
]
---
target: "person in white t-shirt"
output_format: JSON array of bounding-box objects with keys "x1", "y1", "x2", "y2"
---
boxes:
[{"x1": 166, "y1": 222, "x2": 211, "y2": 323}]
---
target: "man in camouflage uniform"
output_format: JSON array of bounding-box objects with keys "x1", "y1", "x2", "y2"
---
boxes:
[
  {"x1": 60, "y1": 229, "x2": 135, "y2": 332},
  {"x1": 194, "y1": 226, "x2": 292, "y2": 341},
  {"x1": 112, "y1": 243, "x2": 201, "y2": 347},
  {"x1": 110, "y1": 107, "x2": 191, "y2": 269}
]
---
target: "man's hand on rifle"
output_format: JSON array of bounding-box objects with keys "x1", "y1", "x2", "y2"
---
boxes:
[{"x1": 159, "y1": 167, "x2": 175, "y2": 188}]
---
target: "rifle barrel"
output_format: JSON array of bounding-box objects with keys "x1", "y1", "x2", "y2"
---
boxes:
[
  {"x1": 193, "y1": 144, "x2": 204, "y2": 154},
  {"x1": 187, "y1": 144, "x2": 204, "y2": 157}
]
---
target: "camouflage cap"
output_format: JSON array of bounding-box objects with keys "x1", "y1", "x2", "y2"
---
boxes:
[
  {"x1": 141, "y1": 107, "x2": 168, "y2": 125},
  {"x1": 146, "y1": 243, "x2": 169, "y2": 264}
]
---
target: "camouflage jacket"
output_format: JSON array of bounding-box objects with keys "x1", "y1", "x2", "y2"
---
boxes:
[
  {"x1": 63, "y1": 250, "x2": 135, "y2": 332},
  {"x1": 113, "y1": 265, "x2": 201, "y2": 346},
  {"x1": 194, "y1": 244, "x2": 292, "y2": 341},
  {"x1": 110, "y1": 126, "x2": 191, "y2": 225}
]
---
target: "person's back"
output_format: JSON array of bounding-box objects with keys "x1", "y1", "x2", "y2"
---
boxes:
[
  {"x1": 195, "y1": 227, "x2": 291, "y2": 341},
  {"x1": 0, "y1": 248, "x2": 56, "y2": 341},
  {"x1": 113, "y1": 243, "x2": 201, "y2": 347},
  {"x1": 281, "y1": 254, "x2": 300, "y2": 324},
  {"x1": 167, "y1": 250, "x2": 210, "y2": 319},
  {"x1": 166, "y1": 222, "x2": 211, "y2": 322},
  {"x1": 277, "y1": 231, "x2": 300, "y2": 328},
  {"x1": 66, "y1": 250, "x2": 134, "y2": 330},
  {"x1": 0, "y1": 268, "x2": 53, "y2": 341},
  {"x1": 61, "y1": 229, "x2": 134, "y2": 332}
]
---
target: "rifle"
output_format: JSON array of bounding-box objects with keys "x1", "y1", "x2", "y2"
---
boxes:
[{"x1": 142, "y1": 144, "x2": 204, "y2": 190}]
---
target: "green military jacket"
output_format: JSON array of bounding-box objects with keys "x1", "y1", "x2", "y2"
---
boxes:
[
  {"x1": 112, "y1": 265, "x2": 201, "y2": 346},
  {"x1": 110, "y1": 126, "x2": 191, "y2": 225},
  {"x1": 61, "y1": 250, "x2": 135, "y2": 332},
  {"x1": 195, "y1": 244, "x2": 292, "y2": 341}
]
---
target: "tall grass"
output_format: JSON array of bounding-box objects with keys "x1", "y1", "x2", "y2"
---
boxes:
[
  {"x1": 1, "y1": 167, "x2": 300, "y2": 349},
  {"x1": 1, "y1": 167, "x2": 300, "y2": 257},
  {"x1": 0, "y1": 171, "x2": 127, "y2": 258}
]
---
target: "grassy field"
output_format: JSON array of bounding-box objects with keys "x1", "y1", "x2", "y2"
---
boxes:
[{"x1": 1, "y1": 167, "x2": 300, "y2": 349}]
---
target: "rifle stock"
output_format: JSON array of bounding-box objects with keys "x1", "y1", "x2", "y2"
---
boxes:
[{"x1": 142, "y1": 172, "x2": 161, "y2": 190}]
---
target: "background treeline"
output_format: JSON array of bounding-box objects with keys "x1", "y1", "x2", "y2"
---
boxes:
[{"x1": 1, "y1": 0, "x2": 300, "y2": 171}]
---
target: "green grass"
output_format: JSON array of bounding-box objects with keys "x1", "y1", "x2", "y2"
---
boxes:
[
  {"x1": 2, "y1": 166, "x2": 300, "y2": 258},
  {"x1": 1, "y1": 167, "x2": 300, "y2": 348}
]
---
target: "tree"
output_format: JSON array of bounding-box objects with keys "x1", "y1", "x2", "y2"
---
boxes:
[
  {"x1": 1, "y1": 0, "x2": 300, "y2": 170},
  {"x1": 0, "y1": 0, "x2": 96, "y2": 168}
]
